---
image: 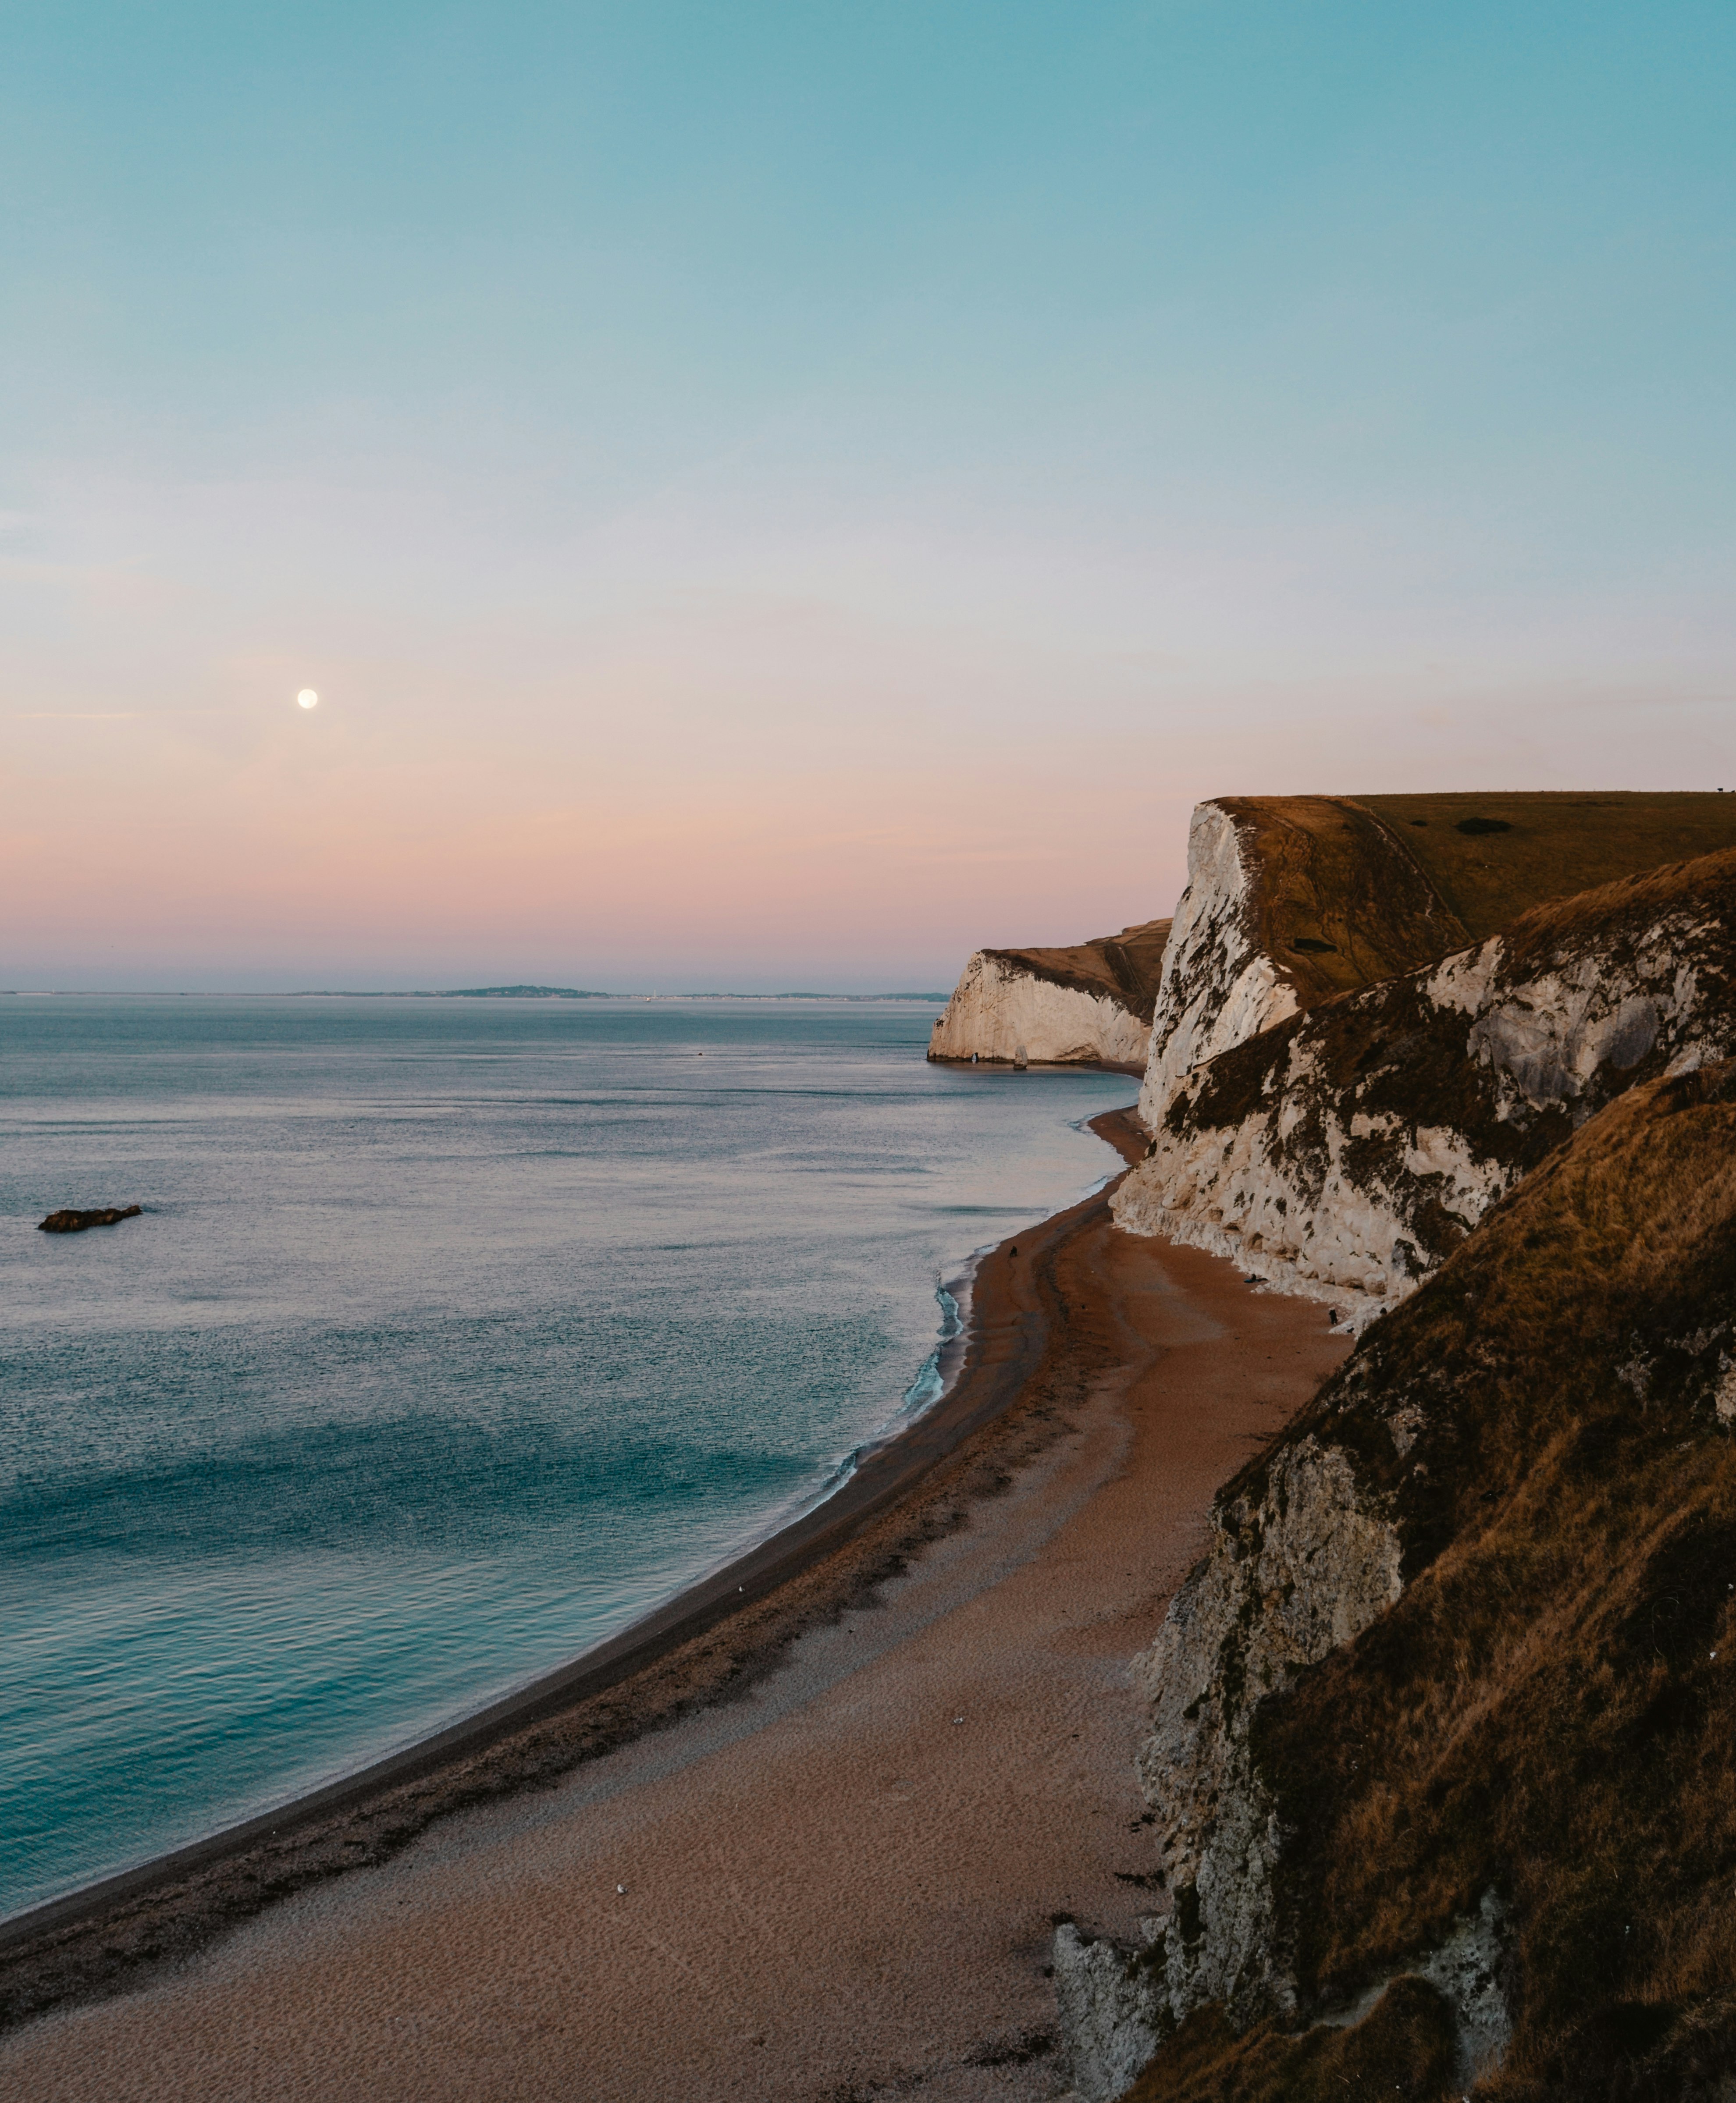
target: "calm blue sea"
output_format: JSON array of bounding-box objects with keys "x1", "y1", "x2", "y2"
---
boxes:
[{"x1": 0, "y1": 995, "x2": 1132, "y2": 1922}]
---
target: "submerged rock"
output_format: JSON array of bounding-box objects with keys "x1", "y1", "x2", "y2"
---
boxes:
[{"x1": 37, "y1": 1205, "x2": 143, "y2": 1233}]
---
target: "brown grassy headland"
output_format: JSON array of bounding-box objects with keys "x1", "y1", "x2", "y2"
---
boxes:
[
  {"x1": 1203, "y1": 796, "x2": 1473, "y2": 1005},
  {"x1": 1203, "y1": 791, "x2": 1736, "y2": 1022},
  {"x1": 1359, "y1": 789, "x2": 1736, "y2": 942}
]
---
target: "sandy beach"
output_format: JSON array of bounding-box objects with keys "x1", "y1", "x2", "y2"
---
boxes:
[{"x1": 1, "y1": 1111, "x2": 1348, "y2": 2100}]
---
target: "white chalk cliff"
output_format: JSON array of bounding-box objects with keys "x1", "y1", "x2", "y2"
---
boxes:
[
  {"x1": 1135, "y1": 796, "x2": 1470, "y2": 1132},
  {"x1": 1056, "y1": 1059, "x2": 1736, "y2": 2096},
  {"x1": 929, "y1": 920, "x2": 1169, "y2": 1072},
  {"x1": 1053, "y1": 1409, "x2": 1511, "y2": 2100},
  {"x1": 1135, "y1": 803, "x2": 1302, "y2": 1128},
  {"x1": 1113, "y1": 848, "x2": 1736, "y2": 1327}
]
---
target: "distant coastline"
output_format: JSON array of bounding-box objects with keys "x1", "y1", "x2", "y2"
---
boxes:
[
  {"x1": 4, "y1": 988, "x2": 950, "y2": 1002},
  {"x1": 288, "y1": 988, "x2": 951, "y2": 1002}
]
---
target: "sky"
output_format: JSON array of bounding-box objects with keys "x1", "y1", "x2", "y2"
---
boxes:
[{"x1": 4, "y1": 0, "x2": 1733, "y2": 991}]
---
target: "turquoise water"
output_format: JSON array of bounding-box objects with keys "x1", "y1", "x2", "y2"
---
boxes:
[{"x1": 0, "y1": 996, "x2": 1132, "y2": 1921}]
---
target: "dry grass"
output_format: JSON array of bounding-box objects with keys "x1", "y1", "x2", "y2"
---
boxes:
[
  {"x1": 1229, "y1": 1063, "x2": 1736, "y2": 2098},
  {"x1": 1126, "y1": 1978, "x2": 1459, "y2": 2102},
  {"x1": 1202, "y1": 791, "x2": 1736, "y2": 1013},
  {"x1": 1210, "y1": 796, "x2": 1472, "y2": 1006},
  {"x1": 1356, "y1": 791, "x2": 1736, "y2": 944}
]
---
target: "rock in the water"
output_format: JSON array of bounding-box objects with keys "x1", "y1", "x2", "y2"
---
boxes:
[{"x1": 37, "y1": 1206, "x2": 143, "y2": 1234}]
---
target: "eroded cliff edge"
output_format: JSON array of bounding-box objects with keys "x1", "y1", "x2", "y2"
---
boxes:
[
  {"x1": 1040, "y1": 791, "x2": 1736, "y2": 2101},
  {"x1": 1061, "y1": 1062, "x2": 1736, "y2": 2101}
]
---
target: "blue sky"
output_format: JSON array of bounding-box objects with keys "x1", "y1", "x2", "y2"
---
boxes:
[{"x1": 4, "y1": 2, "x2": 1734, "y2": 987}]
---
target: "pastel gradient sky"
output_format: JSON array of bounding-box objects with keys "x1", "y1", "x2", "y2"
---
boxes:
[{"x1": 5, "y1": 1, "x2": 1733, "y2": 989}]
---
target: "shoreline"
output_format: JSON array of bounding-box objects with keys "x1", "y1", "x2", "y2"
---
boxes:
[{"x1": 0, "y1": 1103, "x2": 1148, "y2": 2030}]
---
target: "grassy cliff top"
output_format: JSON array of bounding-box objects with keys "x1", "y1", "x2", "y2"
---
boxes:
[
  {"x1": 987, "y1": 917, "x2": 1172, "y2": 1023},
  {"x1": 1356, "y1": 789, "x2": 1736, "y2": 944},
  {"x1": 1210, "y1": 796, "x2": 1472, "y2": 1008},
  {"x1": 1206, "y1": 792, "x2": 1736, "y2": 1015}
]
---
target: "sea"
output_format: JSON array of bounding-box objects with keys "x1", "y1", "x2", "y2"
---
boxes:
[{"x1": 0, "y1": 995, "x2": 1135, "y2": 1922}]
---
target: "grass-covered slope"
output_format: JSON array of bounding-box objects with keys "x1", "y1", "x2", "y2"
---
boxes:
[
  {"x1": 1135, "y1": 793, "x2": 1736, "y2": 1140},
  {"x1": 1128, "y1": 1060, "x2": 1736, "y2": 2101},
  {"x1": 1202, "y1": 789, "x2": 1736, "y2": 1018},
  {"x1": 1359, "y1": 791, "x2": 1736, "y2": 945},
  {"x1": 1201, "y1": 796, "x2": 1472, "y2": 1007}
]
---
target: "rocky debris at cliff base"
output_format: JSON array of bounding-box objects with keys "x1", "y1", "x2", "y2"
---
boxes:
[{"x1": 37, "y1": 1205, "x2": 143, "y2": 1233}]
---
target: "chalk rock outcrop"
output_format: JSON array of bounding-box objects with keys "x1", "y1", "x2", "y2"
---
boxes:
[
  {"x1": 1051, "y1": 1419, "x2": 1422, "y2": 2094},
  {"x1": 1114, "y1": 847, "x2": 1736, "y2": 1325},
  {"x1": 928, "y1": 920, "x2": 1169, "y2": 1071},
  {"x1": 1052, "y1": 1925, "x2": 1168, "y2": 2103},
  {"x1": 1137, "y1": 797, "x2": 1469, "y2": 1130},
  {"x1": 1132, "y1": 1435, "x2": 1403, "y2": 2028}
]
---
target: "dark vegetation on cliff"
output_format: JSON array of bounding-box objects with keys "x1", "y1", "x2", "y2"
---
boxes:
[
  {"x1": 1129, "y1": 1062, "x2": 1736, "y2": 2101},
  {"x1": 987, "y1": 917, "x2": 1173, "y2": 1023}
]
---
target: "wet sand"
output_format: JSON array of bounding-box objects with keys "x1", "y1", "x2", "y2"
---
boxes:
[{"x1": 1, "y1": 1116, "x2": 1348, "y2": 2099}]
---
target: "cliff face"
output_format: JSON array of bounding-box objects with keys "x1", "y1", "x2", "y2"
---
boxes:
[
  {"x1": 1061, "y1": 1062, "x2": 1736, "y2": 2101},
  {"x1": 1138, "y1": 798, "x2": 1467, "y2": 1129},
  {"x1": 1138, "y1": 791, "x2": 1736, "y2": 1126},
  {"x1": 928, "y1": 919, "x2": 1169, "y2": 1071},
  {"x1": 1046, "y1": 794, "x2": 1736, "y2": 2102},
  {"x1": 1113, "y1": 848, "x2": 1736, "y2": 1325}
]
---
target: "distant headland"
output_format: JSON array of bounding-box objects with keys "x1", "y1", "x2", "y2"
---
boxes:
[
  {"x1": 293, "y1": 984, "x2": 610, "y2": 999},
  {"x1": 291, "y1": 987, "x2": 948, "y2": 1002}
]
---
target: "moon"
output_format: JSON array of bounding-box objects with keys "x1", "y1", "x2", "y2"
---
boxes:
[{"x1": 297, "y1": 689, "x2": 319, "y2": 710}]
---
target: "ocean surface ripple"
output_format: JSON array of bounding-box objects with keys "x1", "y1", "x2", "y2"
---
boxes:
[{"x1": 0, "y1": 995, "x2": 1131, "y2": 1920}]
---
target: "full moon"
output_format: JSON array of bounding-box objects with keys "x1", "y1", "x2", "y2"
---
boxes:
[{"x1": 297, "y1": 689, "x2": 318, "y2": 710}]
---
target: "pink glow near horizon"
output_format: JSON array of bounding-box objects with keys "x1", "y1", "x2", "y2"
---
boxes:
[
  {"x1": 7, "y1": 478, "x2": 1734, "y2": 990},
  {"x1": 7, "y1": 5, "x2": 1736, "y2": 990}
]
